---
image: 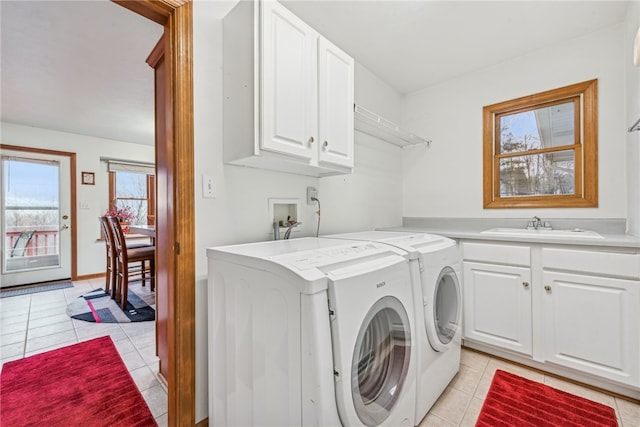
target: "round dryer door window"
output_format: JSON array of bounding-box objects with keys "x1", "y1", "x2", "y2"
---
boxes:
[
  {"x1": 351, "y1": 296, "x2": 411, "y2": 426},
  {"x1": 433, "y1": 266, "x2": 461, "y2": 345}
]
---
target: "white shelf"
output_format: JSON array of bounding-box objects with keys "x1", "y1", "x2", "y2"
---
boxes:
[{"x1": 353, "y1": 104, "x2": 431, "y2": 147}]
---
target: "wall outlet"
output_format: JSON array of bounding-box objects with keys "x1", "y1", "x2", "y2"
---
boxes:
[{"x1": 307, "y1": 187, "x2": 318, "y2": 205}]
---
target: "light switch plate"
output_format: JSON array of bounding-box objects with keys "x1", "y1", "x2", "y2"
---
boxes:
[{"x1": 203, "y1": 175, "x2": 215, "y2": 198}]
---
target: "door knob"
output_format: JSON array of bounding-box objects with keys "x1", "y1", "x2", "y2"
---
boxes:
[
  {"x1": 544, "y1": 285, "x2": 552, "y2": 292},
  {"x1": 61, "y1": 224, "x2": 70, "y2": 230},
  {"x1": 308, "y1": 136, "x2": 314, "y2": 144},
  {"x1": 323, "y1": 141, "x2": 328, "y2": 149},
  {"x1": 522, "y1": 281, "x2": 529, "y2": 288}
]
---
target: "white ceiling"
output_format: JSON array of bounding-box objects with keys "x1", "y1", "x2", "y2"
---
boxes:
[
  {"x1": 282, "y1": 0, "x2": 630, "y2": 94},
  {"x1": 1, "y1": 1, "x2": 163, "y2": 146},
  {"x1": 1, "y1": 1, "x2": 630, "y2": 146}
]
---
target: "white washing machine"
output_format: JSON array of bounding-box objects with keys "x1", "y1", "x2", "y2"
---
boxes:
[
  {"x1": 207, "y1": 237, "x2": 418, "y2": 427},
  {"x1": 325, "y1": 231, "x2": 462, "y2": 424}
]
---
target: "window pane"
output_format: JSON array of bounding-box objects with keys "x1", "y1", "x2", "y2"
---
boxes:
[
  {"x1": 115, "y1": 172, "x2": 147, "y2": 198},
  {"x1": 114, "y1": 171, "x2": 148, "y2": 225},
  {"x1": 499, "y1": 101, "x2": 575, "y2": 154},
  {"x1": 499, "y1": 150, "x2": 574, "y2": 197}
]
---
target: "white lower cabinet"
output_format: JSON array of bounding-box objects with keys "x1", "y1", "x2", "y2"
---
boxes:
[
  {"x1": 463, "y1": 262, "x2": 532, "y2": 355},
  {"x1": 542, "y1": 269, "x2": 640, "y2": 387},
  {"x1": 462, "y1": 241, "x2": 640, "y2": 393}
]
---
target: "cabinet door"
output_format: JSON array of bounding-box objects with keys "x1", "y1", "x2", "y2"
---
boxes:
[
  {"x1": 542, "y1": 271, "x2": 640, "y2": 387},
  {"x1": 318, "y1": 37, "x2": 354, "y2": 168},
  {"x1": 261, "y1": 1, "x2": 317, "y2": 161},
  {"x1": 463, "y1": 262, "x2": 532, "y2": 355}
]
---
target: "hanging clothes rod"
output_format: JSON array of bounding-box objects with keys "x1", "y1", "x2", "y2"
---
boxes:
[{"x1": 629, "y1": 117, "x2": 640, "y2": 133}]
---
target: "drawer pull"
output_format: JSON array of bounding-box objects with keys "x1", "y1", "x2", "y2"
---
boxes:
[
  {"x1": 308, "y1": 136, "x2": 315, "y2": 144},
  {"x1": 544, "y1": 285, "x2": 552, "y2": 292},
  {"x1": 522, "y1": 281, "x2": 529, "y2": 288}
]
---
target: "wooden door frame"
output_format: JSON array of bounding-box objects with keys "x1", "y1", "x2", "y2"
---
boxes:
[{"x1": 112, "y1": 1, "x2": 195, "y2": 425}]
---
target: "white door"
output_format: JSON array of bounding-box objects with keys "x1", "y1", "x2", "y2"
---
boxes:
[
  {"x1": 463, "y1": 262, "x2": 532, "y2": 355},
  {"x1": 1, "y1": 150, "x2": 72, "y2": 287},
  {"x1": 542, "y1": 271, "x2": 640, "y2": 387},
  {"x1": 318, "y1": 37, "x2": 354, "y2": 168},
  {"x1": 260, "y1": 0, "x2": 317, "y2": 161}
]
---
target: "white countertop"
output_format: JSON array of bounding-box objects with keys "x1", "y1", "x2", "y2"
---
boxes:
[{"x1": 380, "y1": 218, "x2": 640, "y2": 249}]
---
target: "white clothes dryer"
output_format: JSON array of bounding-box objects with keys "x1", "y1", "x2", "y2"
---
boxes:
[
  {"x1": 207, "y1": 237, "x2": 417, "y2": 427},
  {"x1": 325, "y1": 231, "x2": 462, "y2": 424}
]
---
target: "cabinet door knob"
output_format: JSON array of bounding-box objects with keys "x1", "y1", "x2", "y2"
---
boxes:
[
  {"x1": 323, "y1": 140, "x2": 328, "y2": 149},
  {"x1": 308, "y1": 136, "x2": 314, "y2": 144},
  {"x1": 522, "y1": 281, "x2": 529, "y2": 288},
  {"x1": 544, "y1": 285, "x2": 552, "y2": 292}
]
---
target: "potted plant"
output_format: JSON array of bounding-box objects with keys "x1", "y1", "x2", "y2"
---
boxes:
[{"x1": 105, "y1": 206, "x2": 135, "y2": 234}]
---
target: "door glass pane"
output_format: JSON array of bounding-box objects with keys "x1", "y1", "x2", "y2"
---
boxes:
[
  {"x1": 3, "y1": 158, "x2": 60, "y2": 273},
  {"x1": 434, "y1": 267, "x2": 460, "y2": 345},
  {"x1": 352, "y1": 296, "x2": 410, "y2": 426},
  {"x1": 499, "y1": 150, "x2": 575, "y2": 197}
]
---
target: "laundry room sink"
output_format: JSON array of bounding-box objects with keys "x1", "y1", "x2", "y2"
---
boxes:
[{"x1": 481, "y1": 228, "x2": 603, "y2": 239}]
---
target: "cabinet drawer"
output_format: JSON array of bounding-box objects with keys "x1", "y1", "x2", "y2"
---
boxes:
[
  {"x1": 542, "y1": 248, "x2": 640, "y2": 279},
  {"x1": 463, "y1": 242, "x2": 530, "y2": 266}
]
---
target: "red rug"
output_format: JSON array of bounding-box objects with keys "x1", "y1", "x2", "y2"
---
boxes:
[
  {"x1": 476, "y1": 370, "x2": 618, "y2": 427},
  {"x1": 0, "y1": 336, "x2": 157, "y2": 427}
]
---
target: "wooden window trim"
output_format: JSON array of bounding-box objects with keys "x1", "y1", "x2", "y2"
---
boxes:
[{"x1": 483, "y1": 79, "x2": 598, "y2": 209}]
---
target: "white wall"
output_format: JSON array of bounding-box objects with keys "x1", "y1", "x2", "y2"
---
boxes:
[
  {"x1": 401, "y1": 24, "x2": 627, "y2": 219},
  {"x1": 192, "y1": 1, "x2": 403, "y2": 421},
  {"x1": 0, "y1": 122, "x2": 154, "y2": 277},
  {"x1": 626, "y1": 2, "x2": 640, "y2": 236}
]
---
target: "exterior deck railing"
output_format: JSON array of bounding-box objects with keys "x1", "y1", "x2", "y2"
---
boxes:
[{"x1": 5, "y1": 229, "x2": 59, "y2": 257}]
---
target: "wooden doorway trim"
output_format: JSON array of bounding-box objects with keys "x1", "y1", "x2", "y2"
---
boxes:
[{"x1": 112, "y1": 1, "x2": 195, "y2": 425}]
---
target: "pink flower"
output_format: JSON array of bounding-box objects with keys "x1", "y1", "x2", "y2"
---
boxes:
[{"x1": 105, "y1": 206, "x2": 135, "y2": 222}]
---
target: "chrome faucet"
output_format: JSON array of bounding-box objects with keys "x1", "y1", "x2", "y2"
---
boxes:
[
  {"x1": 527, "y1": 216, "x2": 552, "y2": 230},
  {"x1": 528, "y1": 216, "x2": 543, "y2": 230}
]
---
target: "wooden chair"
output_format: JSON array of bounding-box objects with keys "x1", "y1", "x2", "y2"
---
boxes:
[
  {"x1": 107, "y1": 216, "x2": 155, "y2": 310},
  {"x1": 98, "y1": 216, "x2": 117, "y2": 296}
]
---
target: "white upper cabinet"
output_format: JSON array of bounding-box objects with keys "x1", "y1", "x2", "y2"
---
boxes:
[
  {"x1": 318, "y1": 37, "x2": 354, "y2": 168},
  {"x1": 260, "y1": 1, "x2": 317, "y2": 161},
  {"x1": 223, "y1": 0, "x2": 354, "y2": 177}
]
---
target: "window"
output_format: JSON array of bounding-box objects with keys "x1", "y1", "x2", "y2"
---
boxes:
[
  {"x1": 107, "y1": 162, "x2": 155, "y2": 225},
  {"x1": 483, "y1": 79, "x2": 597, "y2": 209}
]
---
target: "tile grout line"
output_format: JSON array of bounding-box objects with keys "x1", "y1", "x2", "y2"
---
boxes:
[{"x1": 458, "y1": 356, "x2": 490, "y2": 426}]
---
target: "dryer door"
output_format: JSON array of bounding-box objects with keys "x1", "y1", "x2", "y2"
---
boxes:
[
  {"x1": 351, "y1": 296, "x2": 411, "y2": 426},
  {"x1": 425, "y1": 266, "x2": 461, "y2": 352}
]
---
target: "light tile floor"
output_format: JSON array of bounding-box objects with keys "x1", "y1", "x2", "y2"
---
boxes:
[
  {"x1": 0, "y1": 279, "x2": 168, "y2": 426},
  {"x1": 419, "y1": 348, "x2": 640, "y2": 427}
]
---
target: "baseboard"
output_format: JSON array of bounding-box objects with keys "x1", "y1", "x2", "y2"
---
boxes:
[
  {"x1": 195, "y1": 417, "x2": 209, "y2": 427},
  {"x1": 74, "y1": 272, "x2": 105, "y2": 281}
]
